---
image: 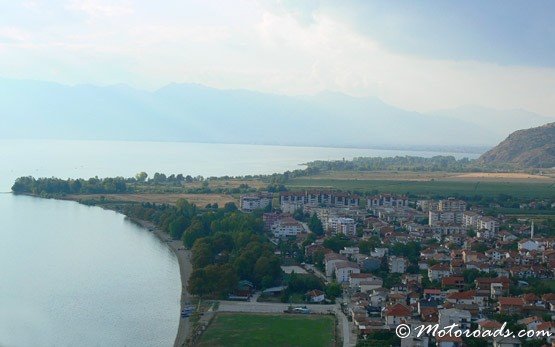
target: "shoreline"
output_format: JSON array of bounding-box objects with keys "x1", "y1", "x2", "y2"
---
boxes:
[
  {"x1": 126, "y1": 217, "x2": 192, "y2": 347},
  {"x1": 127, "y1": 218, "x2": 193, "y2": 347},
  {"x1": 20, "y1": 193, "x2": 193, "y2": 347}
]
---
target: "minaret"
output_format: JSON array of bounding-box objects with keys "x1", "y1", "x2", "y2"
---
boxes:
[{"x1": 531, "y1": 221, "x2": 535, "y2": 240}]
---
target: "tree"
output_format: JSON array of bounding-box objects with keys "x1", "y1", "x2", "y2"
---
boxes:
[
  {"x1": 169, "y1": 215, "x2": 189, "y2": 240},
  {"x1": 308, "y1": 213, "x2": 324, "y2": 235},
  {"x1": 182, "y1": 219, "x2": 207, "y2": 248},
  {"x1": 323, "y1": 234, "x2": 352, "y2": 253},
  {"x1": 254, "y1": 256, "x2": 282, "y2": 287},
  {"x1": 325, "y1": 282, "x2": 342, "y2": 299},
  {"x1": 224, "y1": 202, "x2": 237, "y2": 212},
  {"x1": 135, "y1": 172, "x2": 148, "y2": 182}
]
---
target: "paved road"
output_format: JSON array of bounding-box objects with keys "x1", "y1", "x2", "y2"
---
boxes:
[{"x1": 218, "y1": 300, "x2": 336, "y2": 314}]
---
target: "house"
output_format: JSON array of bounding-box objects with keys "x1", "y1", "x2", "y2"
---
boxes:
[
  {"x1": 428, "y1": 264, "x2": 451, "y2": 281},
  {"x1": 334, "y1": 261, "x2": 360, "y2": 283},
  {"x1": 517, "y1": 316, "x2": 543, "y2": 331},
  {"x1": 441, "y1": 276, "x2": 464, "y2": 290},
  {"x1": 306, "y1": 289, "x2": 325, "y2": 303},
  {"x1": 383, "y1": 303, "x2": 412, "y2": 327},
  {"x1": 349, "y1": 273, "x2": 376, "y2": 287},
  {"x1": 445, "y1": 290, "x2": 482, "y2": 306},
  {"x1": 360, "y1": 278, "x2": 384, "y2": 292},
  {"x1": 324, "y1": 253, "x2": 348, "y2": 277},
  {"x1": 423, "y1": 289, "x2": 443, "y2": 301},
  {"x1": 388, "y1": 256, "x2": 408, "y2": 274},
  {"x1": 438, "y1": 308, "x2": 471, "y2": 331},
  {"x1": 518, "y1": 239, "x2": 540, "y2": 252},
  {"x1": 478, "y1": 320, "x2": 503, "y2": 333},
  {"x1": 350, "y1": 273, "x2": 382, "y2": 290},
  {"x1": 498, "y1": 297, "x2": 525, "y2": 314}
]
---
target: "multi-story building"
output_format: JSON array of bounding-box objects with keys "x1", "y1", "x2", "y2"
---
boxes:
[
  {"x1": 326, "y1": 217, "x2": 356, "y2": 235},
  {"x1": 438, "y1": 198, "x2": 467, "y2": 213},
  {"x1": 279, "y1": 190, "x2": 359, "y2": 210},
  {"x1": 367, "y1": 194, "x2": 409, "y2": 208},
  {"x1": 271, "y1": 217, "x2": 304, "y2": 238},
  {"x1": 388, "y1": 256, "x2": 407, "y2": 274},
  {"x1": 240, "y1": 192, "x2": 272, "y2": 212},
  {"x1": 479, "y1": 216, "x2": 500, "y2": 233},
  {"x1": 429, "y1": 211, "x2": 456, "y2": 226},
  {"x1": 334, "y1": 261, "x2": 360, "y2": 283}
]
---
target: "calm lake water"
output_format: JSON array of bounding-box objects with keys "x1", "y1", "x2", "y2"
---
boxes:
[{"x1": 0, "y1": 139, "x2": 480, "y2": 347}]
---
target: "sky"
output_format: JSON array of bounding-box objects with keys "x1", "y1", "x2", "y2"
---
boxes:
[{"x1": 1, "y1": 0, "x2": 555, "y2": 115}]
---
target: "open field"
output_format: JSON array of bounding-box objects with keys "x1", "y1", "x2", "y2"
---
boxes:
[
  {"x1": 302, "y1": 170, "x2": 555, "y2": 182},
  {"x1": 65, "y1": 193, "x2": 238, "y2": 206},
  {"x1": 197, "y1": 313, "x2": 335, "y2": 347},
  {"x1": 286, "y1": 177, "x2": 555, "y2": 198}
]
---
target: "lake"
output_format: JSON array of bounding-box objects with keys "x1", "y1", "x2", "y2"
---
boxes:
[{"x1": 0, "y1": 139, "x2": 480, "y2": 346}]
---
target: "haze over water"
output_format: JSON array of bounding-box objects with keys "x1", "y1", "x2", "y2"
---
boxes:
[{"x1": 0, "y1": 139, "x2": 479, "y2": 346}]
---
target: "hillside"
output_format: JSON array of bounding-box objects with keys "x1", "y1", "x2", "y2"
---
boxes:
[
  {"x1": 478, "y1": 122, "x2": 555, "y2": 168},
  {"x1": 2, "y1": 78, "x2": 553, "y2": 149}
]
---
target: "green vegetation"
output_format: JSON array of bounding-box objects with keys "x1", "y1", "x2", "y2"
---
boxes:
[
  {"x1": 306, "y1": 155, "x2": 474, "y2": 172},
  {"x1": 119, "y1": 199, "x2": 282, "y2": 297},
  {"x1": 198, "y1": 313, "x2": 335, "y2": 347},
  {"x1": 287, "y1": 177, "x2": 555, "y2": 199},
  {"x1": 12, "y1": 176, "x2": 128, "y2": 195}
]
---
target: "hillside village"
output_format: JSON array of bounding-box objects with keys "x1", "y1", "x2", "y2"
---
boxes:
[{"x1": 239, "y1": 190, "x2": 555, "y2": 347}]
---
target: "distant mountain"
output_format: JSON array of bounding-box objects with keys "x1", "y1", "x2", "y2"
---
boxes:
[
  {"x1": 478, "y1": 122, "x2": 555, "y2": 168},
  {"x1": 428, "y1": 105, "x2": 552, "y2": 141},
  {"x1": 1, "y1": 78, "x2": 552, "y2": 149}
]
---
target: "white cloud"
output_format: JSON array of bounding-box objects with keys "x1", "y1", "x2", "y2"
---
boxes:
[
  {"x1": 67, "y1": 0, "x2": 133, "y2": 18},
  {"x1": 1, "y1": 0, "x2": 554, "y2": 116}
]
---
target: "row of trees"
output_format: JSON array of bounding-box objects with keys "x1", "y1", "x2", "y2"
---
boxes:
[
  {"x1": 12, "y1": 176, "x2": 128, "y2": 195},
  {"x1": 305, "y1": 155, "x2": 476, "y2": 172},
  {"x1": 121, "y1": 199, "x2": 282, "y2": 298}
]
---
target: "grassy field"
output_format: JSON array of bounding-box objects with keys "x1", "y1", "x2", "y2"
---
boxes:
[
  {"x1": 197, "y1": 313, "x2": 336, "y2": 347},
  {"x1": 66, "y1": 193, "x2": 238, "y2": 206},
  {"x1": 286, "y1": 176, "x2": 555, "y2": 198}
]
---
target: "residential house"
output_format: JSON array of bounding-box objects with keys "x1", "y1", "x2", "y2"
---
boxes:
[{"x1": 383, "y1": 303, "x2": 412, "y2": 327}]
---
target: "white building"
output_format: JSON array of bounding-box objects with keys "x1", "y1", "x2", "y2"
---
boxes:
[
  {"x1": 438, "y1": 308, "x2": 471, "y2": 331},
  {"x1": 479, "y1": 216, "x2": 500, "y2": 233},
  {"x1": 388, "y1": 256, "x2": 407, "y2": 274},
  {"x1": 367, "y1": 194, "x2": 409, "y2": 208},
  {"x1": 429, "y1": 211, "x2": 456, "y2": 226},
  {"x1": 272, "y1": 217, "x2": 304, "y2": 238},
  {"x1": 240, "y1": 193, "x2": 272, "y2": 212},
  {"x1": 327, "y1": 217, "x2": 356, "y2": 235},
  {"x1": 334, "y1": 261, "x2": 360, "y2": 283},
  {"x1": 324, "y1": 253, "x2": 348, "y2": 277}
]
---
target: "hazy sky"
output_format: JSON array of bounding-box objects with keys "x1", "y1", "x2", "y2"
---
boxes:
[{"x1": 1, "y1": 0, "x2": 555, "y2": 115}]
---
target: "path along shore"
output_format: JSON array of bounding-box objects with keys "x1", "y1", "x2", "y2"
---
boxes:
[{"x1": 128, "y1": 218, "x2": 192, "y2": 347}]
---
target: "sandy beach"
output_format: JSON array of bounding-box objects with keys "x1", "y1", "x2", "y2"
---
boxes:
[{"x1": 127, "y1": 217, "x2": 193, "y2": 347}]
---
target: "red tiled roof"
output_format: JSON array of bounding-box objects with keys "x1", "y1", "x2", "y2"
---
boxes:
[
  {"x1": 479, "y1": 320, "x2": 503, "y2": 329},
  {"x1": 385, "y1": 303, "x2": 411, "y2": 317},
  {"x1": 446, "y1": 290, "x2": 476, "y2": 300},
  {"x1": 498, "y1": 297, "x2": 524, "y2": 306}
]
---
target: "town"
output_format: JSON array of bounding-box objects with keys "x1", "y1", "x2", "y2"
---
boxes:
[{"x1": 237, "y1": 190, "x2": 555, "y2": 347}]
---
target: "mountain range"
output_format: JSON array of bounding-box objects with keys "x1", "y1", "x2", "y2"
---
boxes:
[
  {"x1": 478, "y1": 122, "x2": 555, "y2": 168},
  {"x1": 1, "y1": 78, "x2": 552, "y2": 151}
]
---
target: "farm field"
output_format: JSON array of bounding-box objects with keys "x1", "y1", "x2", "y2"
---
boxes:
[
  {"x1": 286, "y1": 174, "x2": 555, "y2": 199},
  {"x1": 65, "y1": 193, "x2": 238, "y2": 206},
  {"x1": 197, "y1": 313, "x2": 336, "y2": 347}
]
